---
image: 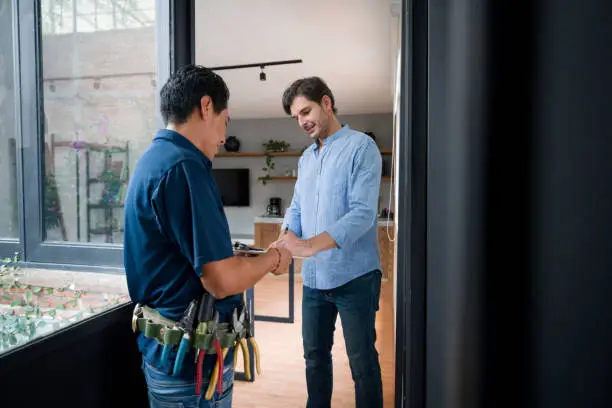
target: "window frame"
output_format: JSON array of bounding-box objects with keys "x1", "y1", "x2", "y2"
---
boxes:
[
  {"x1": 8, "y1": 0, "x2": 193, "y2": 270},
  {"x1": 0, "y1": 0, "x2": 25, "y2": 259}
]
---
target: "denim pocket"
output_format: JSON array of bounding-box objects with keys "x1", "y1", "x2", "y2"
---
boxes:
[
  {"x1": 147, "y1": 391, "x2": 195, "y2": 408},
  {"x1": 212, "y1": 365, "x2": 234, "y2": 408},
  {"x1": 143, "y1": 353, "x2": 234, "y2": 407},
  {"x1": 219, "y1": 364, "x2": 235, "y2": 396},
  {"x1": 144, "y1": 361, "x2": 197, "y2": 390}
]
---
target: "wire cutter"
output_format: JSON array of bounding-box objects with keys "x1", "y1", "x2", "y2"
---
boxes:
[
  {"x1": 160, "y1": 299, "x2": 197, "y2": 368},
  {"x1": 244, "y1": 300, "x2": 262, "y2": 377},
  {"x1": 234, "y1": 297, "x2": 261, "y2": 378},
  {"x1": 231, "y1": 306, "x2": 252, "y2": 379},
  {"x1": 171, "y1": 298, "x2": 199, "y2": 376}
]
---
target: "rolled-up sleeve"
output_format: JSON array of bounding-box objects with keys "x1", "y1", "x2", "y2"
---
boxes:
[{"x1": 324, "y1": 141, "x2": 381, "y2": 247}]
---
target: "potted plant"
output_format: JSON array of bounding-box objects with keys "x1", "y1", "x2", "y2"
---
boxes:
[{"x1": 258, "y1": 139, "x2": 291, "y2": 185}]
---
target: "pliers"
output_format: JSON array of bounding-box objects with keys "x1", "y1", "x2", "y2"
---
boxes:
[
  {"x1": 172, "y1": 299, "x2": 199, "y2": 376},
  {"x1": 231, "y1": 306, "x2": 252, "y2": 379},
  {"x1": 158, "y1": 299, "x2": 197, "y2": 372},
  {"x1": 244, "y1": 301, "x2": 262, "y2": 377},
  {"x1": 204, "y1": 326, "x2": 227, "y2": 400},
  {"x1": 195, "y1": 293, "x2": 223, "y2": 396}
]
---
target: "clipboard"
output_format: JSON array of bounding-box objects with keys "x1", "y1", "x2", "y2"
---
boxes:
[{"x1": 232, "y1": 242, "x2": 317, "y2": 261}]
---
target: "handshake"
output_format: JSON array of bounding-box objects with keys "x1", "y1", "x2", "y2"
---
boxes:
[{"x1": 233, "y1": 229, "x2": 317, "y2": 276}]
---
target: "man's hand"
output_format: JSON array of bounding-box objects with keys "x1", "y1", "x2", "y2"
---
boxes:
[
  {"x1": 269, "y1": 247, "x2": 293, "y2": 275},
  {"x1": 270, "y1": 231, "x2": 317, "y2": 258}
]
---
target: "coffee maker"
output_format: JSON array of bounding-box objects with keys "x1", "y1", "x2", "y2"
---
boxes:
[{"x1": 266, "y1": 197, "x2": 282, "y2": 217}]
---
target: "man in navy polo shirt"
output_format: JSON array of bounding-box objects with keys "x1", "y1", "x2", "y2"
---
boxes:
[{"x1": 124, "y1": 65, "x2": 292, "y2": 407}]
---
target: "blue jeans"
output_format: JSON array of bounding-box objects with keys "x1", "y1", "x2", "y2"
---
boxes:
[
  {"x1": 142, "y1": 352, "x2": 234, "y2": 408},
  {"x1": 302, "y1": 270, "x2": 383, "y2": 408}
]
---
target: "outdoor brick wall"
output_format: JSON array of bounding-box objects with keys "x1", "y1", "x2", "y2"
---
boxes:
[{"x1": 42, "y1": 27, "x2": 157, "y2": 243}]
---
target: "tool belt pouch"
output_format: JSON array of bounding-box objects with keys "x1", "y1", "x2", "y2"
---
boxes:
[
  {"x1": 136, "y1": 318, "x2": 183, "y2": 346},
  {"x1": 193, "y1": 323, "x2": 237, "y2": 352},
  {"x1": 134, "y1": 312, "x2": 238, "y2": 351},
  {"x1": 134, "y1": 304, "x2": 244, "y2": 351}
]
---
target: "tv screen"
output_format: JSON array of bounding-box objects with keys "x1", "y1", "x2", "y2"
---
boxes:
[{"x1": 212, "y1": 168, "x2": 250, "y2": 207}]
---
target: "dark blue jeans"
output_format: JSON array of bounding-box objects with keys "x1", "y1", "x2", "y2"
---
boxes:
[
  {"x1": 141, "y1": 353, "x2": 234, "y2": 407},
  {"x1": 302, "y1": 270, "x2": 383, "y2": 408}
]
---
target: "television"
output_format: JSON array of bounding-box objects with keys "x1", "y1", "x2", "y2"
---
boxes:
[{"x1": 212, "y1": 168, "x2": 250, "y2": 207}]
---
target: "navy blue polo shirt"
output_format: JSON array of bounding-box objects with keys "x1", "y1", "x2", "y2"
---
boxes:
[{"x1": 124, "y1": 129, "x2": 241, "y2": 378}]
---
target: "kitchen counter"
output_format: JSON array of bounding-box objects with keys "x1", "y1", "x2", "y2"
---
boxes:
[{"x1": 254, "y1": 216, "x2": 395, "y2": 227}]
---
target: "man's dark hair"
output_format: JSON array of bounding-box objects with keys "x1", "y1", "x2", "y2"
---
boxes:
[
  {"x1": 282, "y1": 76, "x2": 337, "y2": 116},
  {"x1": 160, "y1": 65, "x2": 230, "y2": 125}
]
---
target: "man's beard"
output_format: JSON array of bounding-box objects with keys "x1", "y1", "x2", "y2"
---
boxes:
[{"x1": 313, "y1": 118, "x2": 329, "y2": 140}]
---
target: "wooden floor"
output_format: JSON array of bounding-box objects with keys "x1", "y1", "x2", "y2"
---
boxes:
[{"x1": 233, "y1": 273, "x2": 396, "y2": 408}]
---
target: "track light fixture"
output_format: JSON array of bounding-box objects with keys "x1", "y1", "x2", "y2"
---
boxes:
[{"x1": 210, "y1": 59, "x2": 302, "y2": 82}]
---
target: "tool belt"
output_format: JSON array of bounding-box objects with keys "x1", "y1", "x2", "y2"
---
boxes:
[
  {"x1": 131, "y1": 292, "x2": 261, "y2": 400},
  {"x1": 132, "y1": 305, "x2": 238, "y2": 352}
]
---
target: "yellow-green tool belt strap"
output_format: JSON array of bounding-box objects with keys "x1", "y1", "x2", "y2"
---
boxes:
[{"x1": 135, "y1": 306, "x2": 239, "y2": 353}]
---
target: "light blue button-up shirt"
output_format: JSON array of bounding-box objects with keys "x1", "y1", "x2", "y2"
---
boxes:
[{"x1": 282, "y1": 125, "x2": 382, "y2": 290}]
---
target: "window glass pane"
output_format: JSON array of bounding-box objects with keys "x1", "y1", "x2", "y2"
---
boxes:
[
  {"x1": 96, "y1": 12, "x2": 115, "y2": 31},
  {"x1": 76, "y1": 15, "x2": 97, "y2": 33},
  {"x1": 0, "y1": 1, "x2": 19, "y2": 239},
  {"x1": 41, "y1": 0, "x2": 157, "y2": 244}
]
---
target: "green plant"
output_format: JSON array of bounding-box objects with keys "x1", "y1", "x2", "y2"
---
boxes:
[
  {"x1": 44, "y1": 173, "x2": 62, "y2": 230},
  {"x1": 0, "y1": 253, "x2": 125, "y2": 352},
  {"x1": 258, "y1": 139, "x2": 291, "y2": 185}
]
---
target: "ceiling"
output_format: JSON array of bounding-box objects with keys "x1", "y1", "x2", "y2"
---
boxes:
[{"x1": 195, "y1": 0, "x2": 401, "y2": 119}]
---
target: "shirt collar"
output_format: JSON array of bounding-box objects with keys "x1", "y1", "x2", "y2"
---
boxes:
[
  {"x1": 311, "y1": 124, "x2": 351, "y2": 151},
  {"x1": 153, "y1": 129, "x2": 212, "y2": 168}
]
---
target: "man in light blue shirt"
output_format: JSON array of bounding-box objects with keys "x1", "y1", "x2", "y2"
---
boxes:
[{"x1": 271, "y1": 77, "x2": 383, "y2": 408}]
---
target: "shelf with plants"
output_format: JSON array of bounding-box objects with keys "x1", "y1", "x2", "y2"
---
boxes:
[
  {"x1": 85, "y1": 142, "x2": 130, "y2": 244},
  {"x1": 217, "y1": 134, "x2": 393, "y2": 185},
  {"x1": 256, "y1": 139, "x2": 294, "y2": 185},
  {"x1": 48, "y1": 137, "x2": 130, "y2": 243}
]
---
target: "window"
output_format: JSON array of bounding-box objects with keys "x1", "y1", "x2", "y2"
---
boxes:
[
  {"x1": 41, "y1": 0, "x2": 157, "y2": 244},
  {"x1": 41, "y1": 0, "x2": 155, "y2": 34},
  {"x1": 0, "y1": 1, "x2": 19, "y2": 240}
]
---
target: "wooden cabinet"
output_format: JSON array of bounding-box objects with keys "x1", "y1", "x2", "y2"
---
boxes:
[
  {"x1": 254, "y1": 222, "x2": 280, "y2": 249},
  {"x1": 254, "y1": 222, "x2": 294, "y2": 275},
  {"x1": 253, "y1": 222, "x2": 394, "y2": 280}
]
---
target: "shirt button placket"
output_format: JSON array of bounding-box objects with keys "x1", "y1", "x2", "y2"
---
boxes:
[{"x1": 313, "y1": 155, "x2": 323, "y2": 287}]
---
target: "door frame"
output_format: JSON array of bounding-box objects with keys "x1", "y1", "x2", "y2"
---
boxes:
[
  {"x1": 3, "y1": 0, "x2": 429, "y2": 405},
  {"x1": 394, "y1": 0, "x2": 427, "y2": 406},
  {"x1": 0, "y1": 0, "x2": 23, "y2": 261}
]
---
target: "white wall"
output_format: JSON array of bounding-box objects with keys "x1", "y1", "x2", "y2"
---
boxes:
[{"x1": 216, "y1": 113, "x2": 395, "y2": 237}]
